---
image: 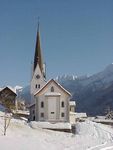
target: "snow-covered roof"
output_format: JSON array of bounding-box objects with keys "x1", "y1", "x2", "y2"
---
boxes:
[
  {"x1": 70, "y1": 111, "x2": 76, "y2": 115},
  {"x1": 30, "y1": 121, "x2": 72, "y2": 130},
  {"x1": 34, "y1": 79, "x2": 71, "y2": 96},
  {"x1": 7, "y1": 86, "x2": 17, "y2": 94},
  {"x1": 13, "y1": 110, "x2": 29, "y2": 115},
  {"x1": 75, "y1": 113, "x2": 87, "y2": 118},
  {"x1": 69, "y1": 101, "x2": 76, "y2": 106},
  {"x1": 45, "y1": 92, "x2": 61, "y2": 96},
  {"x1": 0, "y1": 86, "x2": 17, "y2": 95},
  {"x1": 28, "y1": 103, "x2": 35, "y2": 108}
]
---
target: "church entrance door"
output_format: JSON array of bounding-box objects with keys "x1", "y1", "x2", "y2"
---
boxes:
[{"x1": 48, "y1": 97, "x2": 57, "y2": 121}]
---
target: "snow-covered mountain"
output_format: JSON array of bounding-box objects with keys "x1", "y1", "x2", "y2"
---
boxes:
[
  {"x1": 57, "y1": 64, "x2": 113, "y2": 89},
  {"x1": 17, "y1": 85, "x2": 31, "y2": 103},
  {"x1": 57, "y1": 64, "x2": 113, "y2": 116},
  {"x1": 13, "y1": 63, "x2": 113, "y2": 116}
]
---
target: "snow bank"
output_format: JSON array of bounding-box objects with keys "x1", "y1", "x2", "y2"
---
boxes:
[
  {"x1": 29, "y1": 121, "x2": 71, "y2": 130},
  {"x1": 75, "y1": 120, "x2": 113, "y2": 149},
  {"x1": 76, "y1": 120, "x2": 113, "y2": 139},
  {"x1": 0, "y1": 111, "x2": 112, "y2": 150}
]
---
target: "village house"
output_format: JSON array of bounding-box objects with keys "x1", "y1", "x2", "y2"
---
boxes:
[{"x1": 0, "y1": 86, "x2": 17, "y2": 110}]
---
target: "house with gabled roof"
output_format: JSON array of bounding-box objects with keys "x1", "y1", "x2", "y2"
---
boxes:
[{"x1": 0, "y1": 86, "x2": 17, "y2": 110}]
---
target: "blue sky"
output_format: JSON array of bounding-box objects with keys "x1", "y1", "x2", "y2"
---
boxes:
[{"x1": 0, "y1": 0, "x2": 113, "y2": 87}]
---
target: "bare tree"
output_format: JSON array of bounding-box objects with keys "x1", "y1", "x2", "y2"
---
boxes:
[
  {"x1": 2, "y1": 99, "x2": 15, "y2": 136},
  {"x1": 4, "y1": 109, "x2": 12, "y2": 136}
]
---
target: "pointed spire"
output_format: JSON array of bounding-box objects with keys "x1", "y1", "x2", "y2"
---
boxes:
[{"x1": 33, "y1": 19, "x2": 43, "y2": 74}]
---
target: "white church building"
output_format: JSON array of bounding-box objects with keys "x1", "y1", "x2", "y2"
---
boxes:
[{"x1": 29, "y1": 24, "x2": 75, "y2": 123}]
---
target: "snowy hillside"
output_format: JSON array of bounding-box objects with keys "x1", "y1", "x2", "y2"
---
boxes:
[{"x1": 0, "y1": 110, "x2": 113, "y2": 150}]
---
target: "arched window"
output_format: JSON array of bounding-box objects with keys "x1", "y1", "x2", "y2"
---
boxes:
[
  {"x1": 61, "y1": 101, "x2": 64, "y2": 107},
  {"x1": 35, "y1": 84, "x2": 37, "y2": 89},
  {"x1": 51, "y1": 86, "x2": 54, "y2": 92},
  {"x1": 41, "y1": 101, "x2": 44, "y2": 108}
]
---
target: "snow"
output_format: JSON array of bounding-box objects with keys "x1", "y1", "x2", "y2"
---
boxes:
[
  {"x1": 13, "y1": 110, "x2": 29, "y2": 115},
  {"x1": 6, "y1": 86, "x2": 17, "y2": 94},
  {"x1": 0, "y1": 85, "x2": 23, "y2": 95},
  {"x1": 0, "y1": 111, "x2": 113, "y2": 150},
  {"x1": 14, "y1": 85, "x2": 23, "y2": 93},
  {"x1": 30, "y1": 121, "x2": 71, "y2": 129},
  {"x1": 69, "y1": 101, "x2": 76, "y2": 106},
  {"x1": 14, "y1": 85, "x2": 23, "y2": 90},
  {"x1": 75, "y1": 112, "x2": 87, "y2": 118}
]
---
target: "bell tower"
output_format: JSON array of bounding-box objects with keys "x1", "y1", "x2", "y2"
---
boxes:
[{"x1": 30, "y1": 22, "x2": 46, "y2": 101}]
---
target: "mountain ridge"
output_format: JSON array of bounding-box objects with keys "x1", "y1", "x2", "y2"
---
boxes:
[
  {"x1": 3, "y1": 63, "x2": 113, "y2": 116},
  {"x1": 57, "y1": 63, "x2": 113, "y2": 115}
]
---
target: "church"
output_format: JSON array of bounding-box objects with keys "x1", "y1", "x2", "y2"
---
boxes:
[{"x1": 29, "y1": 24, "x2": 75, "y2": 123}]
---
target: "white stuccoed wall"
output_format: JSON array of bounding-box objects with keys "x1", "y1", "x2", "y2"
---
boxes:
[
  {"x1": 35, "y1": 81, "x2": 70, "y2": 122},
  {"x1": 30, "y1": 64, "x2": 46, "y2": 102}
]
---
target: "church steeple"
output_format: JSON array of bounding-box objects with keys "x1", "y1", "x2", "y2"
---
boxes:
[
  {"x1": 31, "y1": 22, "x2": 46, "y2": 100},
  {"x1": 34, "y1": 22, "x2": 43, "y2": 74}
]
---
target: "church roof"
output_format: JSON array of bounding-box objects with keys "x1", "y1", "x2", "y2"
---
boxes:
[
  {"x1": 33, "y1": 23, "x2": 43, "y2": 73},
  {"x1": 34, "y1": 79, "x2": 71, "y2": 96}
]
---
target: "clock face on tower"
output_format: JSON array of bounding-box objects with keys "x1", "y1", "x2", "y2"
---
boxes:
[{"x1": 35, "y1": 74, "x2": 40, "y2": 79}]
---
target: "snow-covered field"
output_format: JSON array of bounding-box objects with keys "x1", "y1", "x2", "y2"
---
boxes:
[{"x1": 0, "y1": 111, "x2": 113, "y2": 150}]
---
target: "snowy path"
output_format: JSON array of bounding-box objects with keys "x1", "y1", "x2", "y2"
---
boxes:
[
  {"x1": 0, "y1": 113, "x2": 113, "y2": 150},
  {"x1": 86, "y1": 122, "x2": 113, "y2": 150},
  {"x1": 87, "y1": 142, "x2": 113, "y2": 150},
  {"x1": 100, "y1": 145, "x2": 113, "y2": 150},
  {"x1": 87, "y1": 142, "x2": 107, "y2": 150}
]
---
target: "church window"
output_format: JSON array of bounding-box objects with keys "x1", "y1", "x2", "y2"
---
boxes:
[
  {"x1": 41, "y1": 113, "x2": 44, "y2": 118},
  {"x1": 33, "y1": 116, "x2": 35, "y2": 121},
  {"x1": 70, "y1": 107, "x2": 71, "y2": 111},
  {"x1": 32, "y1": 110, "x2": 35, "y2": 114},
  {"x1": 61, "y1": 112, "x2": 65, "y2": 117},
  {"x1": 38, "y1": 84, "x2": 40, "y2": 88},
  {"x1": 61, "y1": 101, "x2": 64, "y2": 107},
  {"x1": 36, "y1": 74, "x2": 40, "y2": 79},
  {"x1": 41, "y1": 101, "x2": 44, "y2": 108},
  {"x1": 35, "y1": 84, "x2": 38, "y2": 89},
  {"x1": 51, "y1": 112, "x2": 54, "y2": 114},
  {"x1": 51, "y1": 86, "x2": 54, "y2": 92},
  {"x1": 36, "y1": 84, "x2": 40, "y2": 89}
]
